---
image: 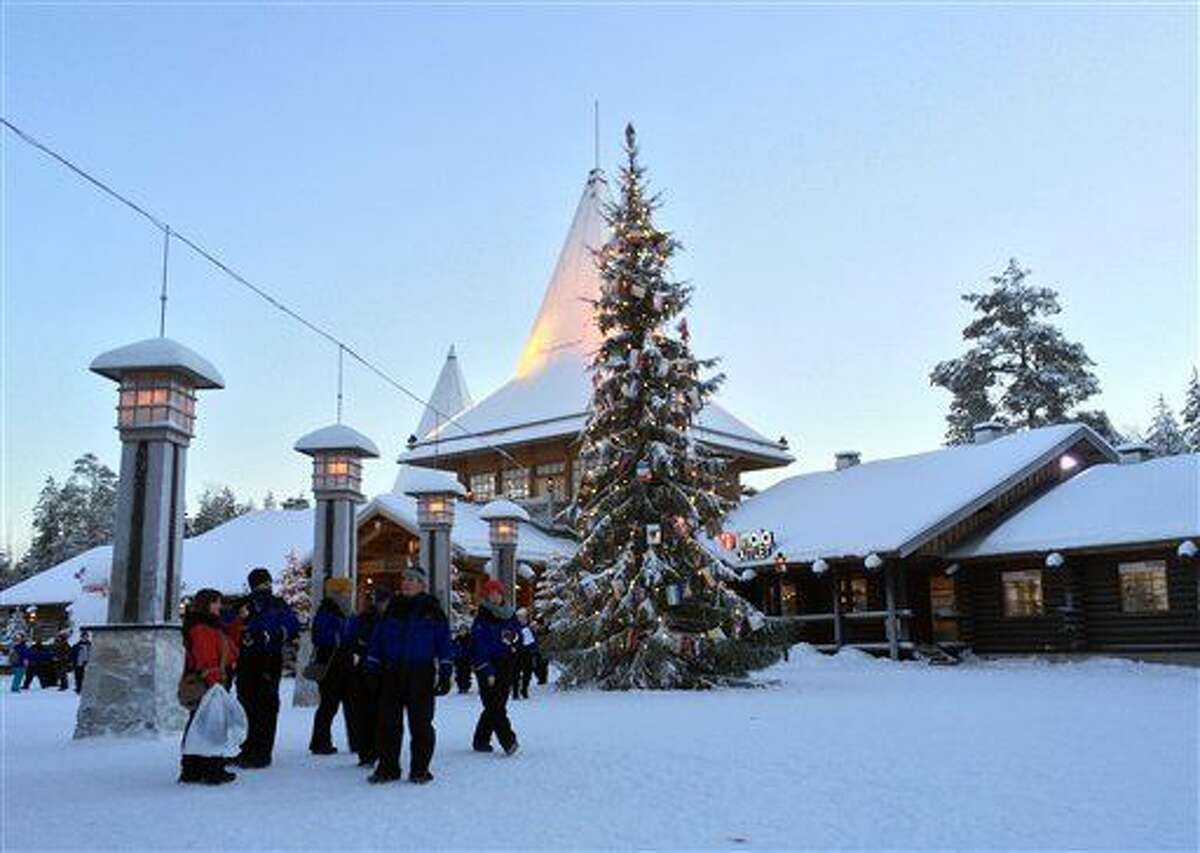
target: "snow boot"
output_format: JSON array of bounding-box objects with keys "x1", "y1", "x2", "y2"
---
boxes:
[
  {"x1": 310, "y1": 744, "x2": 338, "y2": 756},
  {"x1": 502, "y1": 739, "x2": 520, "y2": 757},
  {"x1": 367, "y1": 769, "x2": 402, "y2": 784},
  {"x1": 178, "y1": 755, "x2": 204, "y2": 784},
  {"x1": 472, "y1": 743, "x2": 494, "y2": 753},
  {"x1": 409, "y1": 771, "x2": 434, "y2": 785},
  {"x1": 203, "y1": 758, "x2": 236, "y2": 785}
]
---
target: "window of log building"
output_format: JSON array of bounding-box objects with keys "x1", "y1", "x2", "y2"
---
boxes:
[
  {"x1": 501, "y1": 467, "x2": 529, "y2": 500},
  {"x1": 1119, "y1": 560, "x2": 1169, "y2": 613},
  {"x1": 848, "y1": 577, "x2": 869, "y2": 612},
  {"x1": 780, "y1": 581, "x2": 798, "y2": 615},
  {"x1": 470, "y1": 472, "x2": 496, "y2": 502},
  {"x1": 1002, "y1": 570, "x2": 1043, "y2": 617},
  {"x1": 534, "y1": 462, "x2": 566, "y2": 498}
]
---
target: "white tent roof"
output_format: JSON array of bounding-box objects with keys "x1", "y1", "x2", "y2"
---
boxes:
[
  {"x1": 414, "y1": 345, "x2": 473, "y2": 441},
  {"x1": 0, "y1": 509, "x2": 315, "y2": 609},
  {"x1": 400, "y1": 170, "x2": 791, "y2": 468},
  {"x1": 950, "y1": 454, "x2": 1200, "y2": 558},
  {"x1": 721, "y1": 423, "x2": 1116, "y2": 563}
]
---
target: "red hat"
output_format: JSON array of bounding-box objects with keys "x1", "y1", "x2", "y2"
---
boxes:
[{"x1": 482, "y1": 578, "x2": 506, "y2": 596}]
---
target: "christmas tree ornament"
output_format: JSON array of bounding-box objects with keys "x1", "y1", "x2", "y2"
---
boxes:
[
  {"x1": 636, "y1": 461, "x2": 652, "y2": 482},
  {"x1": 646, "y1": 523, "x2": 662, "y2": 545}
]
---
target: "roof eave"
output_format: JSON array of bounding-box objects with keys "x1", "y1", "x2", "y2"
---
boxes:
[{"x1": 895, "y1": 425, "x2": 1117, "y2": 558}]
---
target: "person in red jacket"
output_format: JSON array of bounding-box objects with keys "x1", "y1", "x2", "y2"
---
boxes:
[{"x1": 180, "y1": 588, "x2": 241, "y2": 785}]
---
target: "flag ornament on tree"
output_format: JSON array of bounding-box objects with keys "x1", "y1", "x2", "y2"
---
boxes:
[{"x1": 537, "y1": 124, "x2": 787, "y2": 689}]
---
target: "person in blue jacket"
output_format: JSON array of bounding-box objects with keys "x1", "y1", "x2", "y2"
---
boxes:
[
  {"x1": 307, "y1": 584, "x2": 355, "y2": 755},
  {"x1": 471, "y1": 578, "x2": 521, "y2": 755},
  {"x1": 8, "y1": 635, "x2": 29, "y2": 692},
  {"x1": 364, "y1": 567, "x2": 452, "y2": 785},
  {"x1": 235, "y1": 567, "x2": 300, "y2": 769}
]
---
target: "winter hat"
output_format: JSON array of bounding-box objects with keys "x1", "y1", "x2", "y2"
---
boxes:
[
  {"x1": 404, "y1": 566, "x2": 428, "y2": 584},
  {"x1": 482, "y1": 578, "x2": 506, "y2": 597},
  {"x1": 247, "y1": 567, "x2": 273, "y2": 590}
]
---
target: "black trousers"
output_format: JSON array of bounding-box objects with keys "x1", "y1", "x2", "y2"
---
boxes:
[
  {"x1": 309, "y1": 662, "x2": 355, "y2": 752},
  {"x1": 236, "y1": 655, "x2": 283, "y2": 762},
  {"x1": 474, "y1": 658, "x2": 516, "y2": 750},
  {"x1": 375, "y1": 665, "x2": 436, "y2": 778},
  {"x1": 74, "y1": 665, "x2": 86, "y2": 693},
  {"x1": 353, "y1": 671, "x2": 379, "y2": 761},
  {"x1": 454, "y1": 658, "x2": 472, "y2": 693},
  {"x1": 511, "y1": 651, "x2": 533, "y2": 699}
]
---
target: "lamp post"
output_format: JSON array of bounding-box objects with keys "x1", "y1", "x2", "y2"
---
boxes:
[
  {"x1": 294, "y1": 424, "x2": 379, "y2": 610},
  {"x1": 479, "y1": 499, "x2": 531, "y2": 609},
  {"x1": 76, "y1": 337, "x2": 223, "y2": 738},
  {"x1": 404, "y1": 469, "x2": 466, "y2": 613}
]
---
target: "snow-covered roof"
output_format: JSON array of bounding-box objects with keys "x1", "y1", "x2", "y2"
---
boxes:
[
  {"x1": 399, "y1": 170, "x2": 791, "y2": 470},
  {"x1": 0, "y1": 509, "x2": 314, "y2": 609},
  {"x1": 722, "y1": 423, "x2": 1116, "y2": 563},
  {"x1": 950, "y1": 454, "x2": 1200, "y2": 558},
  {"x1": 358, "y1": 493, "x2": 575, "y2": 565},
  {"x1": 414, "y1": 345, "x2": 473, "y2": 441},
  {"x1": 294, "y1": 423, "x2": 380, "y2": 458},
  {"x1": 396, "y1": 465, "x2": 467, "y2": 497},
  {"x1": 478, "y1": 499, "x2": 531, "y2": 522},
  {"x1": 90, "y1": 337, "x2": 225, "y2": 389}
]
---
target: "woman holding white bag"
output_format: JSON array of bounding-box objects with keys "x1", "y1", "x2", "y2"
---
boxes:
[{"x1": 179, "y1": 589, "x2": 245, "y2": 785}]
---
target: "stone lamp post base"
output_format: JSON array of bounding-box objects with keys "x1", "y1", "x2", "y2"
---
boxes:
[{"x1": 74, "y1": 624, "x2": 189, "y2": 738}]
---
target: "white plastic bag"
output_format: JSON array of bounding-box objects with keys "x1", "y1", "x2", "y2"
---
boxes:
[{"x1": 182, "y1": 683, "x2": 248, "y2": 758}]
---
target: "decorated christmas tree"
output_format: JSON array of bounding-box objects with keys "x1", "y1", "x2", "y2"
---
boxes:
[
  {"x1": 541, "y1": 125, "x2": 785, "y2": 690},
  {"x1": 276, "y1": 549, "x2": 311, "y2": 624}
]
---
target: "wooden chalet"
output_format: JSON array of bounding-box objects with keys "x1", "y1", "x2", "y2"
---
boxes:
[{"x1": 721, "y1": 421, "x2": 1176, "y2": 661}]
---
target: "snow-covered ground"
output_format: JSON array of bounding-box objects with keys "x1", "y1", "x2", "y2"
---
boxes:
[{"x1": 2, "y1": 649, "x2": 1196, "y2": 850}]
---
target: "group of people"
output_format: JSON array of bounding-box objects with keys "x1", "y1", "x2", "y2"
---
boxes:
[
  {"x1": 178, "y1": 564, "x2": 538, "y2": 787},
  {"x1": 7, "y1": 629, "x2": 91, "y2": 693}
]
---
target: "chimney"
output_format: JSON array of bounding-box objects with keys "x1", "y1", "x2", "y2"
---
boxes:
[
  {"x1": 835, "y1": 450, "x2": 861, "y2": 470},
  {"x1": 1116, "y1": 442, "x2": 1153, "y2": 464},
  {"x1": 972, "y1": 420, "x2": 1006, "y2": 444}
]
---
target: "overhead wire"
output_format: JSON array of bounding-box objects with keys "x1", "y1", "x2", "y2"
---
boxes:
[{"x1": 0, "y1": 115, "x2": 518, "y2": 466}]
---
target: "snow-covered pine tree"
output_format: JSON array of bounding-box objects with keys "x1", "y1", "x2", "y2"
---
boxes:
[
  {"x1": 1146, "y1": 394, "x2": 1188, "y2": 457},
  {"x1": 931, "y1": 259, "x2": 1102, "y2": 444},
  {"x1": 276, "y1": 550, "x2": 311, "y2": 624},
  {"x1": 543, "y1": 125, "x2": 785, "y2": 690},
  {"x1": 1181, "y1": 369, "x2": 1200, "y2": 452}
]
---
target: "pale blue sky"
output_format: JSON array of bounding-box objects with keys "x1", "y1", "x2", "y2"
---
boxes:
[{"x1": 2, "y1": 3, "x2": 1195, "y2": 554}]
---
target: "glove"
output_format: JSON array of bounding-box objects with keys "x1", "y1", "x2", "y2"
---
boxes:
[
  {"x1": 435, "y1": 671, "x2": 452, "y2": 696},
  {"x1": 487, "y1": 674, "x2": 496, "y2": 688}
]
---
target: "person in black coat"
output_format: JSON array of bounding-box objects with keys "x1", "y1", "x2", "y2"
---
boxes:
[
  {"x1": 471, "y1": 579, "x2": 520, "y2": 755},
  {"x1": 364, "y1": 567, "x2": 452, "y2": 785},
  {"x1": 71, "y1": 630, "x2": 92, "y2": 693},
  {"x1": 453, "y1": 627, "x2": 473, "y2": 694},
  {"x1": 307, "y1": 587, "x2": 355, "y2": 755},
  {"x1": 234, "y1": 567, "x2": 300, "y2": 769},
  {"x1": 348, "y1": 587, "x2": 390, "y2": 767}
]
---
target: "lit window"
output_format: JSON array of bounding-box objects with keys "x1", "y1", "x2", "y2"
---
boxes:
[
  {"x1": 1002, "y1": 570, "x2": 1043, "y2": 617},
  {"x1": 1119, "y1": 561, "x2": 1169, "y2": 613},
  {"x1": 841, "y1": 577, "x2": 869, "y2": 613},
  {"x1": 534, "y1": 462, "x2": 566, "y2": 498},
  {"x1": 469, "y1": 473, "x2": 496, "y2": 502},
  {"x1": 501, "y1": 468, "x2": 529, "y2": 500},
  {"x1": 780, "y1": 582, "x2": 798, "y2": 615}
]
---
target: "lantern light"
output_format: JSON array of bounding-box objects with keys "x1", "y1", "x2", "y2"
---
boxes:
[
  {"x1": 479, "y1": 499, "x2": 531, "y2": 547},
  {"x1": 295, "y1": 424, "x2": 380, "y2": 498},
  {"x1": 402, "y1": 467, "x2": 467, "y2": 527}
]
